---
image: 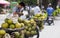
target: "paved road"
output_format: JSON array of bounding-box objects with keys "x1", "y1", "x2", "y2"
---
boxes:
[
  {"x1": 39, "y1": 18, "x2": 60, "y2": 38},
  {"x1": 33, "y1": 16, "x2": 60, "y2": 38}
]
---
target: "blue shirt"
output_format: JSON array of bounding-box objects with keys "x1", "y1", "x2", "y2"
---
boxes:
[{"x1": 47, "y1": 7, "x2": 54, "y2": 16}]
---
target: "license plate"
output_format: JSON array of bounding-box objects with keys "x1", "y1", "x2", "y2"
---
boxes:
[{"x1": 49, "y1": 18, "x2": 52, "y2": 20}]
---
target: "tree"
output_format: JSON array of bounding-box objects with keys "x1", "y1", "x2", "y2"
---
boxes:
[
  {"x1": 41, "y1": 0, "x2": 49, "y2": 9},
  {"x1": 39, "y1": 0, "x2": 58, "y2": 9},
  {"x1": 51, "y1": 0, "x2": 58, "y2": 9},
  {"x1": 6, "y1": 0, "x2": 37, "y2": 5},
  {"x1": 22, "y1": 0, "x2": 37, "y2": 5}
]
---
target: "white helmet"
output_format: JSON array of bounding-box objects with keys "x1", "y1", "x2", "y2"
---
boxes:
[{"x1": 48, "y1": 3, "x2": 51, "y2": 5}]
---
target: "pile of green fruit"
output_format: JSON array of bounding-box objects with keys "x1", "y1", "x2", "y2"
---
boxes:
[
  {"x1": 32, "y1": 14, "x2": 46, "y2": 30},
  {"x1": 13, "y1": 31, "x2": 24, "y2": 38},
  {"x1": 33, "y1": 13, "x2": 47, "y2": 21},
  {"x1": 18, "y1": 18, "x2": 38, "y2": 36},
  {"x1": 53, "y1": 8, "x2": 60, "y2": 16},
  {"x1": 18, "y1": 18, "x2": 37, "y2": 36},
  {"x1": 1, "y1": 18, "x2": 24, "y2": 29},
  {"x1": 0, "y1": 16, "x2": 45, "y2": 37},
  {"x1": 14, "y1": 16, "x2": 44, "y2": 36},
  {"x1": 24, "y1": 19, "x2": 37, "y2": 36}
]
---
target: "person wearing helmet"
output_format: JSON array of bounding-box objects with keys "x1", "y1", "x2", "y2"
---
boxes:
[
  {"x1": 46, "y1": 3, "x2": 54, "y2": 16},
  {"x1": 46, "y1": 3, "x2": 54, "y2": 25}
]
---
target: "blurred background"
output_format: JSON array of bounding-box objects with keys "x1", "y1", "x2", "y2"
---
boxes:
[{"x1": 6, "y1": 0, "x2": 58, "y2": 9}]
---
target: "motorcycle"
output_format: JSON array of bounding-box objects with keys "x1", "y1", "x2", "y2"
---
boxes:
[{"x1": 46, "y1": 16, "x2": 54, "y2": 25}]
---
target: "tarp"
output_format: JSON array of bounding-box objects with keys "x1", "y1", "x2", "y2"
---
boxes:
[{"x1": 0, "y1": 0, "x2": 10, "y2": 5}]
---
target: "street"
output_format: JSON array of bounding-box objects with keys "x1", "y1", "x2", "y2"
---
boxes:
[
  {"x1": 40, "y1": 18, "x2": 60, "y2": 38},
  {"x1": 33, "y1": 16, "x2": 60, "y2": 38}
]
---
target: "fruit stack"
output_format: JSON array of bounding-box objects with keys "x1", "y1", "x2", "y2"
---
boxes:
[
  {"x1": 33, "y1": 13, "x2": 47, "y2": 21},
  {"x1": 18, "y1": 18, "x2": 37, "y2": 36},
  {"x1": 32, "y1": 14, "x2": 46, "y2": 30},
  {"x1": 53, "y1": 8, "x2": 60, "y2": 17},
  {"x1": 24, "y1": 19, "x2": 37, "y2": 36},
  {"x1": 1, "y1": 18, "x2": 24, "y2": 29},
  {"x1": 0, "y1": 18, "x2": 25, "y2": 38},
  {"x1": 0, "y1": 15, "x2": 45, "y2": 38}
]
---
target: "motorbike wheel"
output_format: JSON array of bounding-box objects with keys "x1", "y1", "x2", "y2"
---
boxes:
[{"x1": 48, "y1": 23, "x2": 51, "y2": 25}]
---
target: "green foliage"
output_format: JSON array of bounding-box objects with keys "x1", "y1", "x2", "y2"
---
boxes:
[
  {"x1": 6, "y1": 0, "x2": 37, "y2": 5},
  {"x1": 52, "y1": 8, "x2": 60, "y2": 16},
  {"x1": 18, "y1": 0, "x2": 37, "y2": 5}
]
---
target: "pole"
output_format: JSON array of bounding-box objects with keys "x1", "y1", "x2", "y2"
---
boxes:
[
  {"x1": 41, "y1": 0, "x2": 42, "y2": 9},
  {"x1": 37, "y1": 0, "x2": 39, "y2": 6}
]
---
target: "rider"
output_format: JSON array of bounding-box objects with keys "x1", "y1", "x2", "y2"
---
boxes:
[
  {"x1": 46, "y1": 3, "x2": 54, "y2": 25},
  {"x1": 47, "y1": 3, "x2": 54, "y2": 16}
]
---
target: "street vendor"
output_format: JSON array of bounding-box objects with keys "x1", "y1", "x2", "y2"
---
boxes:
[{"x1": 13, "y1": 2, "x2": 25, "y2": 17}]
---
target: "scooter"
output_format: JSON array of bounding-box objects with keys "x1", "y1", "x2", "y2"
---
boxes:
[{"x1": 46, "y1": 16, "x2": 54, "y2": 25}]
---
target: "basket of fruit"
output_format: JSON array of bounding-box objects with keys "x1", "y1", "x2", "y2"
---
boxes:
[
  {"x1": 32, "y1": 14, "x2": 44, "y2": 31},
  {"x1": 23, "y1": 19, "x2": 38, "y2": 37},
  {"x1": 0, "y1": 16, "x2": 44, "y2": 38},
  {"x1": 1, "y1": 18, "x2": 25, "y2": 34},
  {"x1": 0, "y1": 29, "x2": 25, "y2": 38}
]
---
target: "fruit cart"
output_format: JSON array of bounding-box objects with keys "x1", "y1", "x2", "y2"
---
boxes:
[
  {"x1": 0, "y1": 27, "x2": 25, "y2": 38},
  {"x1": 0, "y1": 25, "x2": 39, "y2": 38},
  {"x1": 0, "y1": 11, "x2": 45, "y2": 38}
]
